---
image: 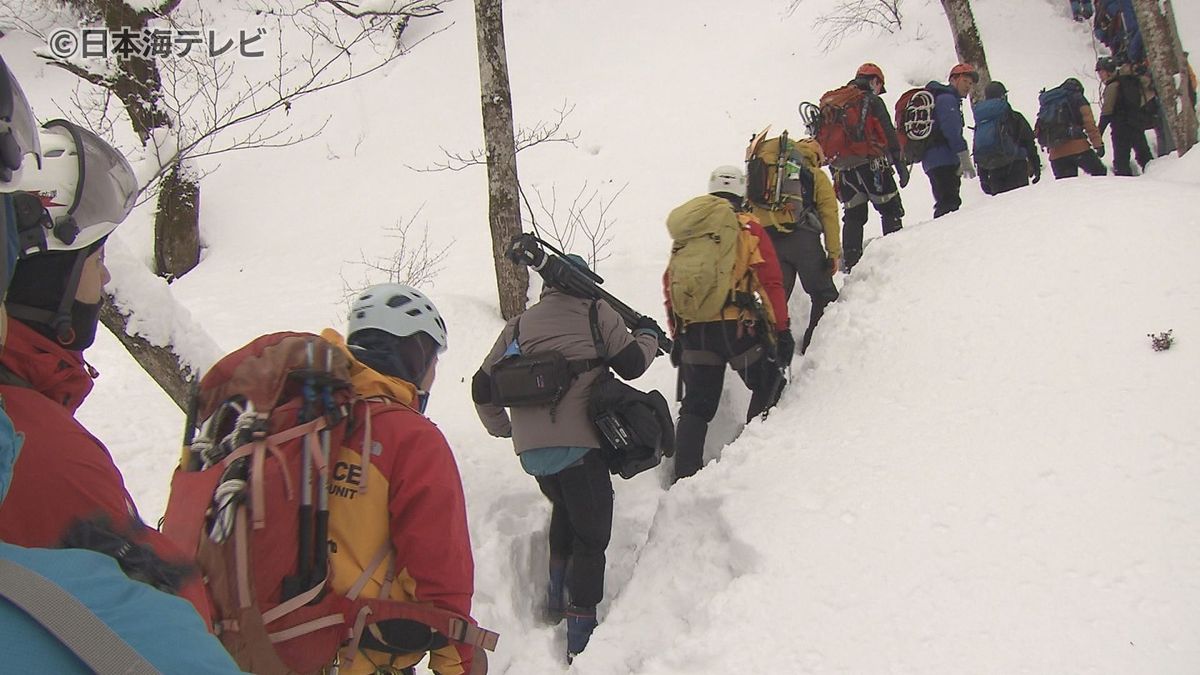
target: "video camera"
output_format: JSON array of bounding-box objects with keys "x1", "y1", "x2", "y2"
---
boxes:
[{"x1": 507, "y1": 233, "x2": 672, "y2": 354}]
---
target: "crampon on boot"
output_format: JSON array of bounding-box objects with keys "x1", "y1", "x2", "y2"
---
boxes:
[
  {"x1": 565, "y1": 604, "x2": 598, "y2": 664},
  {"x1": 545, "y1": 557, "x2": 567, "y2": 625}
]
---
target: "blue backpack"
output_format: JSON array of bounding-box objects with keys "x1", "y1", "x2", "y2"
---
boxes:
[
  {"x1": 972, "y1": 99, "x2": 1021, "y2": 170},
  {"x1": 1035, "y1": 86, "x2": 1085, "y2": 147}
]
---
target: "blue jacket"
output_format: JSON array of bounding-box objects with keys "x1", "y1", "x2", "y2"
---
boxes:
[
  {"x1": 921, "y1": 81, "x2": 969, "y2": 173},
  {"x1": 0, "y1": 408, "x2": 242, "y2": 674}
]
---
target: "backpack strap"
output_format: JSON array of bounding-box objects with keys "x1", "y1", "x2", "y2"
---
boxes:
[
  {"x1": 0, "y1": 362, "x2": 33, "y2": 389},
  {"x1": 589, "y1": 300, "x2": 606, "y2": 360},
  {"x1": 0, "y1": 558, "x2": 162, "y2": 675}
]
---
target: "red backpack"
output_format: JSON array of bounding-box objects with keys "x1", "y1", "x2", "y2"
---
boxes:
[
  {"x1": 813, "y1": 84, "x2": 888, "y2": 167},
  {"x1": 161, "y1": 332, "x2": 497, "y2": 675}
]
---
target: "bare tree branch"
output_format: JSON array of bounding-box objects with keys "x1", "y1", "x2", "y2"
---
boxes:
[
  {"x1": 410, "y1": 103, "x2": 579, "y2": 172},
  {"x1": 342, "y1": 208, "x2": 454, "y2": 301},
  {"x1": 523, "y1": 180, "x2": 625, "y2": 270},
  {"x1": 788, "y1": 0, "x2": 904, "y2": 52}
]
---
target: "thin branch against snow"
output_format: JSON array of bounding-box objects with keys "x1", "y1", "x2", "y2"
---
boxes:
[
  {"x1": 319, "y1": 0, "x2": 446, "y2": 20},
  {"x1": 342, "y1": 207, "x2": 454, "y2": 300},
  {"x1": 523, "y1": 180, "x2": 625, "y2": 269},
  {"x1": 409, "y1": 103, "x2": 580, "y2": 172}
]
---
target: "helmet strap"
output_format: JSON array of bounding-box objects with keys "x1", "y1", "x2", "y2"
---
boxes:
[{"x1": 5, "y1": 248, "x2": 88, "y2": 346}]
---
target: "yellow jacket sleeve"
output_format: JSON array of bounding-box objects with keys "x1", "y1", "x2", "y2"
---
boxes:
[{"x1": 813, "y1": 168, "x2": 841, "y2": 260}]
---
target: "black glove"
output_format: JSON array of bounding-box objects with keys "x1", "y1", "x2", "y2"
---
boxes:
[
  {"x1": 670, "y1": 338, "x2": 683, "y2": 368},
  {"x1": 775, "y1": 330, "x2": 796, "y2": 367},
  {"x1": 633, "y1": 316, "x2": 664, "y2": 340},
  {"x1": 1031, "y1": 163, "x2": 1042, "y2": 184},
  {"x1": 894, "y1": 159, "x2": 911, "y2": 189},
  {"x1": 1096, "y1": 144, "x2": 1106, "y2": 158}
]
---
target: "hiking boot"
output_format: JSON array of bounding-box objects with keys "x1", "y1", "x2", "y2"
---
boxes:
[
  {"x1": 566, "y1": 604, "x2": 598, "y2": 663},
  {"x1": 545, "y1": 558, "x2": 567, "y2": 624}
]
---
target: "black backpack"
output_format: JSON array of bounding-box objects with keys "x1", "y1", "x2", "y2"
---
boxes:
[{"x1": 1116, "y1": 74, "x2": 1159, "y2": 130}]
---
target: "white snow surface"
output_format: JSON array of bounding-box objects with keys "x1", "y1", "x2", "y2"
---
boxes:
[{"x1": 4, "y1": 0, "x2": 1200, "y2": 672}]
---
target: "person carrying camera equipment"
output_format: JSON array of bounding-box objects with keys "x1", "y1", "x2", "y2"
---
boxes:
[
  {"x1": 664, "y1": 172, "x2": 793, "y2": 484},
  {"x1": 471, "y1": 240, "x2": 665, "y2": 664}
]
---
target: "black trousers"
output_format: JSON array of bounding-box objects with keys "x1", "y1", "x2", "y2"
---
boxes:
[
  {"x1": 1111, "y1": 124, "x2": 1153, "y2": 176},
  {"x1": 765, "y1": 228, "x2": 838, "y2": 352},
  {"x1": 535, "y1": 449, "x2": 613, "y2": 609},
  {"x1": 1050, "y1": 150, "x2": 1108, "y2": 178},
  {"x1": 927, "y1": 165, "x2": 962, "y2": 218},
  {"x1": 836, "y1": 164, "x2": 903, "y2": 269},
  {"x1": 979, "y1": 159, "x2": 1030, "y2": 195},
  {"x1": 674, "y1": 321, "x2": 780, "y2": 479}
]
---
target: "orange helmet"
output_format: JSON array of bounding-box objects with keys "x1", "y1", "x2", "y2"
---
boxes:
[
  {"x1": 949, "y1": 62, "x2": 980, "y2": 83},
  {"x1": 856, "y1": 62, "x2": 886, "y2": 93}
]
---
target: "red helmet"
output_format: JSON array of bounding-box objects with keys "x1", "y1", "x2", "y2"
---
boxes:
[
  {"x1": 949, "y1": 62, "x2": 980, "y2": 83},
  {"x1": 856, "y1": 62, "x2": 886, "y2": 93}
]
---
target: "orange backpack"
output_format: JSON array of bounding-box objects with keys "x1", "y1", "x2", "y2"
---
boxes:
[
  {"x1": 813, "y1": 85, "x2": 888, "y2": 167},
  {"x1": 161, "y1": 332, "x2": 497, "y2": 674}
]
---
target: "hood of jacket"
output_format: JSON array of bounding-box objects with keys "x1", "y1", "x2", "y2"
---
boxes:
[
  {"x1": 320, "y1": 328, "x2": 418, "y2": 408},
  {"x1": 0, "y1": 319, "x2": 95, "y2": 412}
]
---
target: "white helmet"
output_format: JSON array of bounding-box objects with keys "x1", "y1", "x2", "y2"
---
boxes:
[
  {"x1": 10, "y1": 119, "x2": 137, "y2": 256},
  {"x1": 1, "y1": 55, "x2": 40, "y2": 187},
  {"x1": 348, "y1": 283, "x2": 448, "y2": 352},
  {"x1": 707, "y1": 165, "x2": 746, "y2": 198}
]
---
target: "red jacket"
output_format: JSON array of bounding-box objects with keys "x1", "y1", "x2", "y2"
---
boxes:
[
  {"x1": 663, "y1": 214, "x2": 790, "y2": 336},
  {"x1": 0, "y1": 319, "x2": 213, "y2": 624},
  {"x1": 321, "y1": 329, "x2": 477, "y2": 675}
]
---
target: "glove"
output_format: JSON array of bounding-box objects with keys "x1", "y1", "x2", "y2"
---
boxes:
[
  {"x1": 826, "y1": 257, "x2": 840, "y2": 275},
  {"x1": 1031, "y1": 163, "x2": 1042, "y2": 184},
  {"x1": 1096, "y1": 144, "x2": 1106, "y2": 158},
  {"x1": 775, "y1": 330, "x2": 796, "y2": 368},
  {"x1": 670, "y1": 338, "x2": 683, "y2": 368},
  {"x1": 957, "y1": 150, "x2": 977, "y2": 179},
  {"x1": 633, "y1": 316, "x2": 664, "y2": 341},
  {"x1": 894, "y1": 158, "x2": 911, "y2": 188}
]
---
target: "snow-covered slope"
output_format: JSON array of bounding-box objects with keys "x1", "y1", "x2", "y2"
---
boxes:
[{"x1": 5, "y1": 0, "x2": 1200, "y2": 672}]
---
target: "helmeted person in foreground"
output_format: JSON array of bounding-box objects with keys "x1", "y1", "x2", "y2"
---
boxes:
[
  {"x1": 472, "y1": 257, "x2": 662, "y2": 663},
  {"x1": 0, "y1": 54, "x2": 241, "y2": 675},
  {"x1": 831, "y1": 63, "x2": 907, "y2": 273},
  {"x1": 921, "y1": 63, "x2": 979, "y2": 218},
  {"x1": 0, "y1": 113, "x2": 214, "y2": 621},
  {"x1": 317, "y1": 283, "x2": 482, "y2": 674},
  {"x1": 664, "y1": 173, "x2": 792, "y2": 482}
]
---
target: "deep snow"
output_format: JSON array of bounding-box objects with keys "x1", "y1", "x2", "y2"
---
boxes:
[{"x1": 4, "y1": 0, "x2": 1200, "y2": 672}]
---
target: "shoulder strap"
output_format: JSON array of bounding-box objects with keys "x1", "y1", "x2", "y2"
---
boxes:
[
  {"x1": 0, "y1": 558, "x2": 162, "y2": 675},
  {"x1": 512, "y1": 316, "x2": 521, "y2": 348}
]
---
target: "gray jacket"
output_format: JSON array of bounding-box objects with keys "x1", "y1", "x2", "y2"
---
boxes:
[{"x1": 473, "y1": 289, "x2": 658, "y2": 454}]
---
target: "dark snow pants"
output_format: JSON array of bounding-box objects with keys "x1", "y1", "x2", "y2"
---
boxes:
[
  {"x1": 980, "y1": 159, "x2": 1031, "y2": 195},
  {"x1": 1111, "y1": 123, "x2": 1153, "y2": 176},
  {"x1": 766, "y1": 227, "x2": 838, "y2": 353},
  {"x1": 1050, "y1": 150, "x2": 1108, "y2": 178},
  {"x1": 535, "y1": 449, "x2": 613, "y2": 609},
  {"x1": 836, "y1": 164, "x2": 904, "y2": 269},
  {"x1": 927, "y1": 165, "x2": 963, "y2": 218},
  {"x1": 675, "y1": 321, "x2": 780, "y2": 480}
]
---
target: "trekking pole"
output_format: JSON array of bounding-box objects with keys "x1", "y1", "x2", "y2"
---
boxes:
[
  {"x1": 773, "y1": 131, "x2": 789, "y2": 207},
  {"x1": 311, "y1": 343, "x2": 334, "y2": 595},
  {"x1": 283, "y1": 340, "x2": 317, "y2": 600}
]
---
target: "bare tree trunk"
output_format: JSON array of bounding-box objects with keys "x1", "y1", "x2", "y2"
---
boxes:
[
  {"x1": 1131, "y1": 0, "x2": 1196, "y2": 156},
  {"x1": 90, "y1": 0, "x2": 201, "y2": 277},
  {"x1": 154, "y1": 164, "x2": 201, "y2": 280},
  {"x1": 474, "y1": 0, "x2": 528, "y2": 320},
  {"x1": 939, "y1": 0, "x2": 991, "y2": 104},
  {"x1": 99, "y1": 293, "x2": 193, "y2": 412}
]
